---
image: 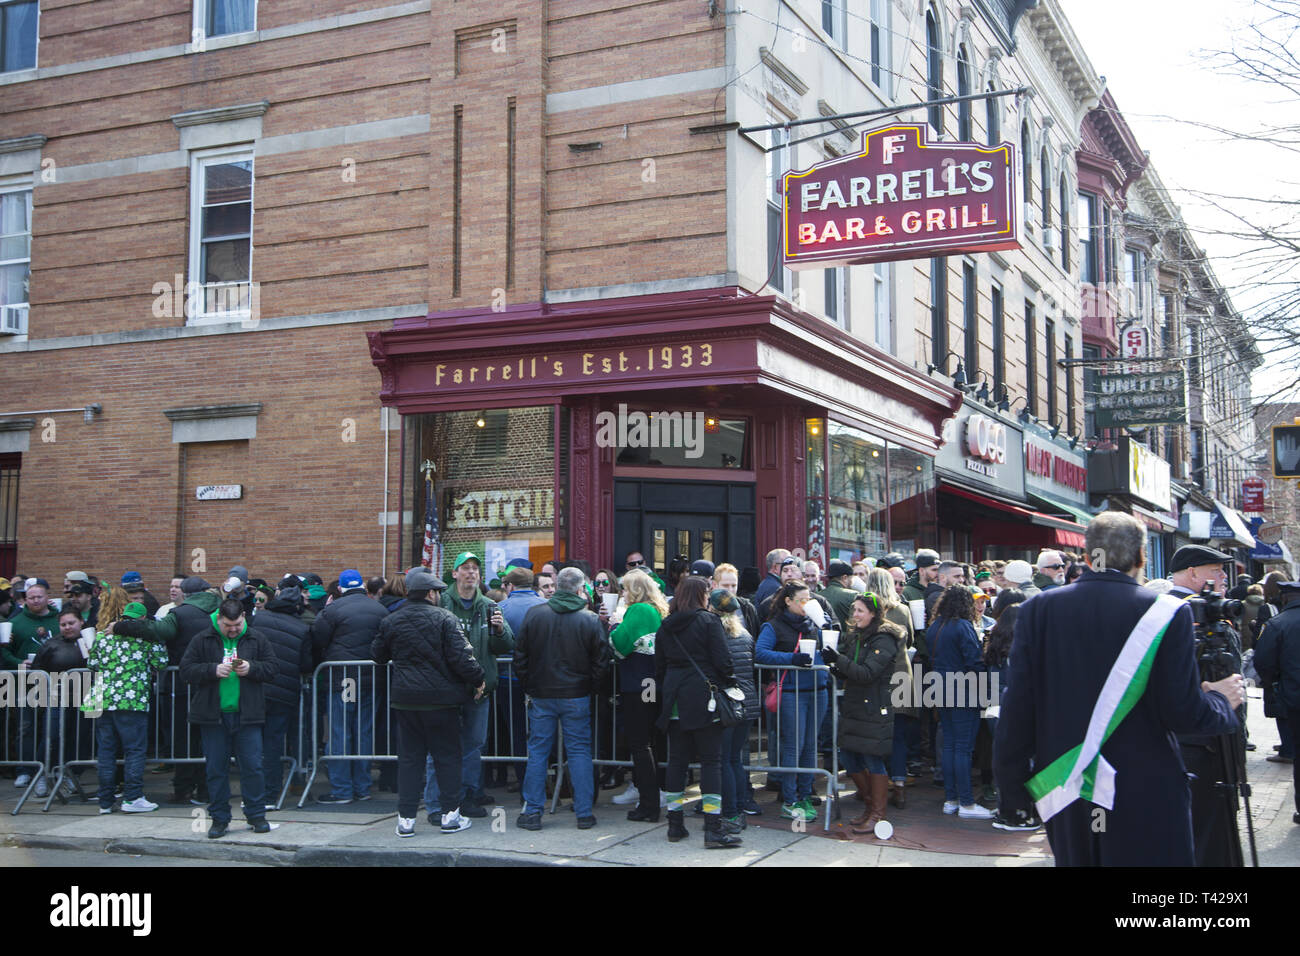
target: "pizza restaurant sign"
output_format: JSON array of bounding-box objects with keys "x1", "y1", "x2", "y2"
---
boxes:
[{"x1": 783, "y1": 124, "x2": 1019, "y2": 269}]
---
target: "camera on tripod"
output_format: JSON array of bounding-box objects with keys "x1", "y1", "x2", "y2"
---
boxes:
[{"x1": 1186, "y1": 584, "x2": 1243, "y2": 683}]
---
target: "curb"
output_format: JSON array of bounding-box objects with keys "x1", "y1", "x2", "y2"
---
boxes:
[{"x1": 2, "y1": 833, "x2": 616, "y2": 867}]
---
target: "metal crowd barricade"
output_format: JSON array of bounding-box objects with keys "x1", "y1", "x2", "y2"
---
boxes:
[
  {"x1": 298, "y1": 660, "x2": 397, "y2": 807},
  {"x1": 567, "y1": 659, "x2": 840, "y2": 832},
  {"x1": 3, "y1": 668, "x2": 55, "y2": 815}
]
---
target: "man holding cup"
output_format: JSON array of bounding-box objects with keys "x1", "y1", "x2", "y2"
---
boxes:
[{"x1": 2, "y1": 579, "x2": 58, "y2": 670}]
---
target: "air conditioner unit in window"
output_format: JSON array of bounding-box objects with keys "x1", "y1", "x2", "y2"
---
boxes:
[
  {"x1": 1042, "y1": 226, "x2": 1057, "y2": 251},
  {"x1": 0, "y1": 305, "x2": 27, "y2": 335}
]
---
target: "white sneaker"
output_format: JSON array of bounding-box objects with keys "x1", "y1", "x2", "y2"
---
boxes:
[
  {"x1": 396, "y1": 816, "x2": 416, "y2": 838},
  {"x1": 440, "y1": 809, "x2": 472, "y2": 833},
  {"x1": 659, "y1": 792, "x2": 669, "y2": 808},
  {"x1": 121, "y1": 797, "x2": 159, "y2": 813},
  {"x1": 942, "y1": 800, "x2": 959, "y2": 815},
  {"x1": 611, "y1": 783, "x2": 640, "y2": 806},
  {"x1": 34, "y1": 779, "x2": 48, "y2": 798},
  {"x1": 958, "y1": 803, "x2": 995, "y2": 820},
  {"x1": 14, "y1": 774, "x2": 31, "y2": 788}
]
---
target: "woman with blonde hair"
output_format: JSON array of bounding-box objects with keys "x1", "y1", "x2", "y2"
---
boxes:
[
  {"x1": 95, "y1": 585, "x2": 131, "y2": 633},
  {"x1": 608, "y1": 569, "x2": 670, "y2": 819},
  {"x1": 866, "y1": 568, "x2": 917, "y2": 808}
]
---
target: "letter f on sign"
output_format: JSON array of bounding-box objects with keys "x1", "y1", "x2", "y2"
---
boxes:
[{"x1": 882, "y1": 134, "x2": 907, "y2": 165}]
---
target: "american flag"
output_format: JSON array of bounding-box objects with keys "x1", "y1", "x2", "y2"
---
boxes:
[{"x1": 421, "y1": 466, "x2": 441, "y2": 574}]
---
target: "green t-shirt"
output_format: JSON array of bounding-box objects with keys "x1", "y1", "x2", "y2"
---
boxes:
[{"x1": 220, "y1": 634, "x2": 241, "y2": 712}]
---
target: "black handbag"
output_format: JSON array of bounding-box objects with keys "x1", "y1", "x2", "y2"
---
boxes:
[{"x1": 671, "y1": 630, "x2": 743, "y2": 727}]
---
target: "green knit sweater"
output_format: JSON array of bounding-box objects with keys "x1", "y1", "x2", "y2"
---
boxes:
[{"x1": 609, "y1": 602, "x2": 663, "y2": 659}]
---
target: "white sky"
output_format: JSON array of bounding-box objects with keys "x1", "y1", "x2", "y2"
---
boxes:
[{"x1": 1058, "y1": 0, "x2": 1297, "y2": 401}]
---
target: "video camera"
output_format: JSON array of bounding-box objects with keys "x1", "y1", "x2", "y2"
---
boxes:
[{"x1": 1185, "y1": 584, "x2": 1243, "y2": 683}]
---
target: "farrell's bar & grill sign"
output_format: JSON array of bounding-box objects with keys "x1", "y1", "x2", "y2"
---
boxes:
[{"x1": 783, "y1": 123, "x2": 1019, "y2": 268}]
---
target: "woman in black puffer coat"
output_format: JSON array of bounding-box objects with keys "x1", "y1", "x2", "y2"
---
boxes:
[
  {"x1": 709, "y1": 588, "x2": 760, "y2": 833},
  {"x1": 654, "y1": 576, "x2": 741, "y2": 849},
  {"x1": 822, "y1": 592, "x2": 903, "y2": 835}
]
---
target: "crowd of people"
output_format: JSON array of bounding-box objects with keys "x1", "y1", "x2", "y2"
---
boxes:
[{"x1": 1, "y1": 532, "x2": 1295, "y2": 856}]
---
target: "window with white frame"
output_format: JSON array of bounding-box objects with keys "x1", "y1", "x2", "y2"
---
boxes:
[
  {"x1": 188, "y1": 149, "x2": 254, "y2": 322},
  {"x1": 196, "y1": 0, "x2": 255, "y2": 42},
  {"x1": 1, "y1": 0, "x2": 37, "y2": 72},
  {"x1": 824, "y1": 266, "x2": 847, "y2": 328},
  {"x1": 766, "y1": 116, "x2": 794, "y2": 297},
  {"x1": 0, "y1": 186, "x2": 31, "y2": 334},
  {"x1": 821, "y1": 0, "x2": 847, "y2": 50},
  {"x1": 873, "y1": 262, "x2": 892, "y2": 354},
  {"x1": 869, "y1": 0, "x2": 888, "y2": 88}
]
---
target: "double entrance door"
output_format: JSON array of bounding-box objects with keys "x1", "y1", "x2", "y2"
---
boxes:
[{"x1": 614, "y1": 479, "x2": 755, "y2": 577}]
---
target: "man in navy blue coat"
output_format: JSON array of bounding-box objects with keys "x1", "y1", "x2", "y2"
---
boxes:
[{"x1": 994, "y1": 512, "x2": 1244, "y2": 866}]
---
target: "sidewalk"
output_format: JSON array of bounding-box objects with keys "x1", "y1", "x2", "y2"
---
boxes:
[{"x1": 0, "y1": 688, "x2": 1292, "y2": 867}]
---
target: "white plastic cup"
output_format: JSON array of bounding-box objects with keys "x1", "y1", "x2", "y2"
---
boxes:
[
  {"x1": 820, "y1": 630, "x2": 839, "y2": 653},
  {"x1": 908, "y1": 599, "x2": 926, "y2": 630},
  {"x1": 602, "y1": 592, "x2": 618, "y2": 614},
  {"x1": 874, "y1": 819, "x2": 894, "y2": 840},
  {"x1": 0, "y1": 621, "x2": 10, "y2": 644},
  {"x1": 805, "y1": 601, "x2": 827, "y2": 627},
  {"x1": 798, "y1": 638, "x2": 817, "y2": 658}
]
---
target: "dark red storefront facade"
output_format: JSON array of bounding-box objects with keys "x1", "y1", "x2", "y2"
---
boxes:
[{"x1": 368, "y1": 288, "x2": 960, "y2": 578}]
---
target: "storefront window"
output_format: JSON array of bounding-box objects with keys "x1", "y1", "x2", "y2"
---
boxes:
[
  {"x1": 408, "y1": 406, "x2": 558, "y2": 581},
  {"x1": 888, "y1": 443, "x2": 936, "y2": 558},
  {"x1": 827, "y1": 422, "x2": 888, "y2": 561}
]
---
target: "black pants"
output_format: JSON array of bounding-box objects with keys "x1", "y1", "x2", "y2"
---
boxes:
[
  {"x1": 1183, "y1": 741, "x2": 1241, "y2": 867},
  {"x1": 621, "y1": 691, "x2": 662, "y2": 812},
  {"x1": 396, "y1": 708, "x2": 461, "y2": 819},
  {"x1": 665, "y1": 722, "x2": 723, "y2": 807},
  {"x1": 1289, "y1": 708, "x2": 1300, "y2": 815}
]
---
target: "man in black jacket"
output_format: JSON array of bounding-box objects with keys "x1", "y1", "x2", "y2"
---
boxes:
[
  {"x1": 1255, "y1": 581, "x2": 1300, "y2": 825},
  {"x1": 372, "y1": 568, "x2": 485, "y2": 837},
  {"x1": 310, "y1": 568, "x2": 389, "y2": 804},
  {"x1": 180, "y1": 598, "x2": 279, "y2": 839},
  {"x1": 255, "y1": 578, "x2": 314, "y2": 810},
  {"x1": 514, "y1": 567, "x2": 610, "y2": 831}
]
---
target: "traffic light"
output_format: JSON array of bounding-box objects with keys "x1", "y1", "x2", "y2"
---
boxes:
[{"x1": 1273, "y1": 423, "x2": 1300, "y2": 478}]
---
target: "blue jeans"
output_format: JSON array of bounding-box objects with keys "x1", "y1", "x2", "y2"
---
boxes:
[
  {"x1": 262, "y1": 700, "x2": 297, "y2": 805},
  {"x1": 199, "y1": 712, "x2": 266, "y2": 825},
  {"x1": 939, "y1": 707, "x2": 981, "y2": 806},
  {"x1": 777, "y1": 688, "x2": 828, "y2": 803},
  {"x1": 423, "y1": 695, "x2": 492, "y2": 808},
  {"x1": 327, "y1": 689, "x2": 373, "y2": 799},
  {"x1": 840, "y1": 749, "x2": 887, "y2": 775},
  {"x1": 96, "y1": 711, "x2": 148, "y2": 808},
  {"x1": 890, "y1": 714, "x2": 918, "y2": 783},
  {"x1": 522, "y1": 697, "x2": 593, "y2": 816},
  {"x1": 719, "y1": 719, "x2": 753, "y2": 817}
]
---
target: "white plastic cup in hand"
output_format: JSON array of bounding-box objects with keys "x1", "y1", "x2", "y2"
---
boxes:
[
  {"x1": 821, "y1": 630, "x2": 839, "y2": 653},
  {"x1": 908, "y1": 599, "x2": 926, "y2": 630},
  {"x1": 602, "y1": 593, "x2": 618, "y2": 614},
  {"x1": 0, "y1": 621, "x2": 10, "y2": 644},
  {"x1": 78, "y1": 627, "x2": 96, "y2": 659},
  {"x1": 805, "y1": 601, "x2": 827, "y2": 627},
  {"x1": 798, "y1": 639, "x2": 817, "y2": 658}
]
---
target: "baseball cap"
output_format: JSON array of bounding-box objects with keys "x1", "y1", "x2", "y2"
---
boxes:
[
  {"x1": 827, "y1": 560, "x2": 854, "y2": 578},
  {"x1": 690, "y1": 559, "x2": 715, "y2": 578},
  {"x1": 228, "y1": 565, "x2": 250, "y2": 584},
  {"x1": 914, "y1": 550, "x2": 941, "y2": 569},
  {"x1": 64, "y1": 571, "x2": 90, "y2": 584},
  {"x1": 875, "y1": 553, "x2": 906, "y2": 570},
  {"x1": 452, "y1": 551, "x2": 481, "y2": 572},
  {"x1": 122, "y1": 602, "x2": 147, "y2": 620},
  {"x1": 505, "y1": 557, "x2": 534, "y2": 571},
  {"x1": 120, "y1": 571, "x2": 144, "y2": 588},
  {"x1": 339, "y1": 569, "x2": 364, "y2": 590},
  {"x1": 0, "y1": 577, "x2": 9, "y2": 591},
  {"x1": 67, "y1": 581, "x2": 94, "y2": 595},
  {"x1": 780, "y1": 556, "x2": 799, "y2": 567},
  {"x1": 181, "y1": 576, "x2": 212, "y2": 594},
  {"x1": 405, "y1": 568, "x2": 448, "y2": 592}
]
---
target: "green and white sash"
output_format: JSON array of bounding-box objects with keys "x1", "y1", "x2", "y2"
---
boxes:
[{"x1": 1025, "y1": 594, "x2": 1183, "y2": 822}]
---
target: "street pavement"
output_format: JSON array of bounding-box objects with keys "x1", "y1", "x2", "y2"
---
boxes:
[{"x1": 1, "y1": 688, "x2": 1293, "y2": 867}]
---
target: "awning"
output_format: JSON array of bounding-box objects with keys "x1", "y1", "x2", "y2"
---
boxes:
[
  {"x1": 1131, "y1": 503, "x2": 1178, "y2": 532},
  {"x1": 1028, "y1": 493, "x2": 1094, "y2": 527},
  {"x1": 942, "y1": 483, "x2": 1087, "y2": 548},
  {"x1": 1181, "y1": 499, "x2": 1255, "y2": 549}
]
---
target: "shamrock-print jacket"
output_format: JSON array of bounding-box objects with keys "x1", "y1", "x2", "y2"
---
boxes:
[{"x1": 86, "y1": 630, "x2": 169, "y2": 712}]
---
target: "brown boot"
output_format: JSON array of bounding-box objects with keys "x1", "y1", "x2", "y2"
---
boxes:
[
  {"x1": 852, "y1": 774, "x2": 889, "y2": 835},
  {"x1": 890, "y1": 778, "x2": 906, "y2": 810},
  {"x1": 848, "y1": 772, "x2": 872, "y2": 826}
]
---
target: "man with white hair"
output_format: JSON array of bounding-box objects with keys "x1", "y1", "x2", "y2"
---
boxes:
[
  {"x1": 1033, "y1": 551, "x2": 1067, "y2": 591},
  {"x1": 514, "y1": 567, "x2": 610, "y2": 831},
  {"x1": 802, "y1": 560, "x2": 822, "y2": 593}
]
